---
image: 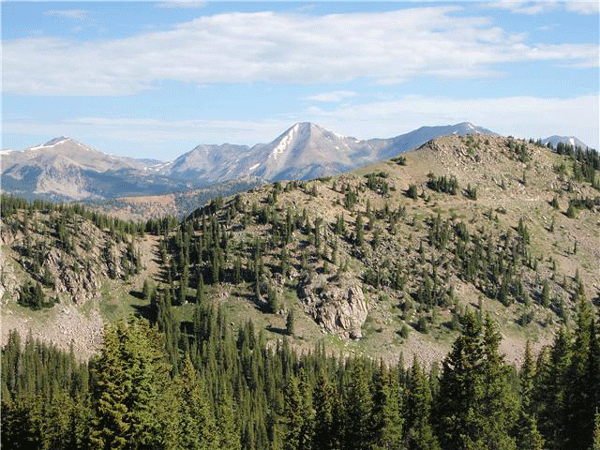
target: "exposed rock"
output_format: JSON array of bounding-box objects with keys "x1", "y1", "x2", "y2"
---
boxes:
[{"x1": 298, "y1": 274, "x2": 368, "y2": 339}]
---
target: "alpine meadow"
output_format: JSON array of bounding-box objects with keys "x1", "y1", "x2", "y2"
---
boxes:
[{"x1": 1, "y1": 2, "x2": 599, "y2": 450}]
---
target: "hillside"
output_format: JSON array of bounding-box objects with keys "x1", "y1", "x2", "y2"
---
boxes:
[{"x1": 1, "y1": 134, "x2": 598, "y2": 366}]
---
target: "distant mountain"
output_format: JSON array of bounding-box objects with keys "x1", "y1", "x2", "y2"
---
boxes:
[
  {"x1": 1, "y1": 122, "x2": 496, "y2": 201},
  {"x1": 1, "y1": 137, "x2": 189, "y2": 200},
  {"x1": 161, "y1": 121, "x2": 496, "y2": 184},
  {"x1": 541, "y1": 135, "x2": 591, "y2": 150}
]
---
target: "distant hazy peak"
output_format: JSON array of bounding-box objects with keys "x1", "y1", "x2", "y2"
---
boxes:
[{"x1": 542, "y1": 135, "x2": 590, "y2": 150}]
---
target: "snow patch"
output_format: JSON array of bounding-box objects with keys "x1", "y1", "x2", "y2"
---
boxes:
[
  {"x1": 249, "y1": 163, "x2": 260, "y2": 171},
  {"x1": 28, "y1": 137, "x2": 70, "y2": 151},
  {"x1": 271, "y1": 124, "x2": 298, "y2": 160},
  {"x1": 569, "y1": 137, "x2": 575, "y2": 146}
]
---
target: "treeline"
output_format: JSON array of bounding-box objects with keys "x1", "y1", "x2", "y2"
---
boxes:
[
  {"x1": 551, "y1": 142, "x2": 600, "y2": 189},
  {"x1": 2, "y1": 297, "x2": 600, "y2": 449},
  {"x1": 1, "y1": 194, "x2": 179, "y2": 237}
]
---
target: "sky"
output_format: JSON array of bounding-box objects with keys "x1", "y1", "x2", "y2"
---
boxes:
[{"x1": 2, "y1": 1, "x2": 599, "y2": 160}]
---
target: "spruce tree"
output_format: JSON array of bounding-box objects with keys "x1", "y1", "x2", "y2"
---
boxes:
[
  {"x1": 371, "y1": 364, "x2": 404, "y2": 450},
  {"x1": 312, "y1": 369, "x2": 337, "y2": 450},
  {"x1": 405, "y1": 357, "x2": 439, "y2": 450},
  {"x1": 343, "y1": 358, "x2": 373, "y2": 450},
  {"x1": 436, "y1": 312, "x2": 517, "y2": 450}
]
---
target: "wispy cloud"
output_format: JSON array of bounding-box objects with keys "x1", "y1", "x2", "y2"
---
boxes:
[
  {"x1": 156, "y1": 1, "x2": 207, "y2": 9},
  {"x1": 484, "y1": 1, "x2": 599, "y2": 15},
  {"x1": 4, "y1": 7, "x2": 598, "y2": 95},
  {"x1": 306, "y1": 91, "x2": 358, "y2": 102},
  {"x1": 565, "y1": 1, "x2": 600, "y2": 15},
  {"x1": 4, "y1": 95, "x2": 597, "y2": 151},
  {"x1": 3, "y1": 117, "x2": 291, "y2": 148},
  {"x1": 44, "y1": 9, "x2": 89, "y2": 20}
]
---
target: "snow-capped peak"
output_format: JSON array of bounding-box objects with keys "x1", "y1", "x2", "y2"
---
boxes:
[
  {"x1": 44, "y1": 136, "x2": 71, "y2": 146},
  {"x1": 28, "y1": 137, "x2": 73, "y2": 151}
]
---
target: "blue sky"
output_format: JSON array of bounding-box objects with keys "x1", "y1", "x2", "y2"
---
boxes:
[{"x1": 2, "y1": 1, "x2": 599, "y2": 160}]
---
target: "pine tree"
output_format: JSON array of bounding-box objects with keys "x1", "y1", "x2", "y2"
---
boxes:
[
  {"x1": 564, "y1": 296, "x2": 595, "y2": 449},
  {"x1": 516, "y1": 342, "x2": 544, "y2": 450},
  {"x1": 372, "y1": 364, "x2": 404, "y2": 450},
  {"x1": 176, "y1": 355, "x2": 218, "y2": 449},
  {"x1": 593, "y1": 410, "x2": 600, "y2": 450},
  {"x1": 343, "y1": 358, "x2": 374, "y2": 450},
  {"x1": 533, "y1": 327, "x2": 572, "y2": 448},
  {"x1": 90, "y1": 319, "x2": 170, "y2": 449},
  {"x1": 312, "y1": 369, "x2": 337, "y2": 450},
  {"x1": 286, "y1": 311, "x2": 295, "y2": 336},
  {"x1": 282, "y1": 375, "x2": 309, "y2": 450},
  {"x1": 405, "y1": 357, "x2": 439, "y2": 450},
  {"x1": 436, "y1": 312, "x2": 517, "y2": 450}
]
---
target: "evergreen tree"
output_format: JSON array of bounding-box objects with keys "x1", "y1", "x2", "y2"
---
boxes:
[
  {"x1": 312, "y1": 369, "x2": 337, "y2": 450},
  {"x1": 90, "y1": 319, "x2": 170, "y2": 450},
  {"x1": 282, "y1": 375, "x2": 311, "y2": 450},
  {"x1": 564, "y1": 296, "x2": 597, "y2": 449},
  {"x1": 372, "y1": 364, "x2": 404, "y2": 450},
  {"x1": 533, "y1": 327, "x2": 572, "y2": 449},
  {"x1": 176, "y1": 355, "x2": 218, "y2": 449},
  {"x1": 436, "y1": 312, "x2": 517, "y2": 450},
  {"x1": 286, "y1": 311, "x2": 295, "y2": 336},
  {"x1": 515, "y1": 341, "x2": 544, "y2": 450},
  {"x1": 343, "y1": 358, "x2": 373, "y2": 450},
  {"x1": 405, "y1": 357, "x2": 439, "y2": 450}
]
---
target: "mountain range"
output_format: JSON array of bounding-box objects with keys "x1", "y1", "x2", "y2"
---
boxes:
[
  {"x1": 1, "y1": 122, "x2": 591, "y2": 203},
  {"x1": 2, "y1": 122, "x2": 499, "y2": 201}
]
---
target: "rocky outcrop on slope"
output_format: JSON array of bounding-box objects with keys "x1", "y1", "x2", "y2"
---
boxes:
[{"x1": 298, "y1": 274, "x2": 369, "y2": 339}]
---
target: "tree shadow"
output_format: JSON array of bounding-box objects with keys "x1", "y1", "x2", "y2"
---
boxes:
[
  {"x1": 129, "y1": 289, "x2": 144, "y2": 300},
  {"x1": 266, "y1": 325, "x2": 288, "y2": 336},
  {"x1": 131, "y1": 303, "x2": 154, "y2": 321}
]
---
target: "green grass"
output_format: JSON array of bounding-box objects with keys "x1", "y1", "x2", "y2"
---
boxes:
[{"x1": 98, "y1": 281, "x2": 147, "y2": 323}]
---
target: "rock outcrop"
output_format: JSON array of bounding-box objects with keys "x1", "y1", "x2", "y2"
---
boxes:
[{"x1": 298, "y1": 274, "x2": 369, "y2": 339}]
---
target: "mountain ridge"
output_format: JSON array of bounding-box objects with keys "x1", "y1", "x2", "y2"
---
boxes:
[{"x1": 2, "y1": 122, "x2": 592, "y2": 206}]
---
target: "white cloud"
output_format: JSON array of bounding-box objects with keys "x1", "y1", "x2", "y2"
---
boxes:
[
  {"x1": 44, "y1": 10, "x2": 89, "y2": 20},
  {"x1": 3, "y1": 7, "x2": 598, "y2": 95},
  {"x1": 3, "y1": 117, "x2": 292, "y2": 150},
  {"x1": 306, "y1": 90, "x2": 358, "y2": 102},
  {"x1": 565, "y1": 1, "x2": 600, "y2": 15},
  {"x1": 484, "y1": 1, "x2": 560, "y2": 15}
]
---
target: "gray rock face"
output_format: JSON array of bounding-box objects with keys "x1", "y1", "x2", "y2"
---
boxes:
[{"x1": 298, "y1": 274, "x2": 369, "y2": 340}]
